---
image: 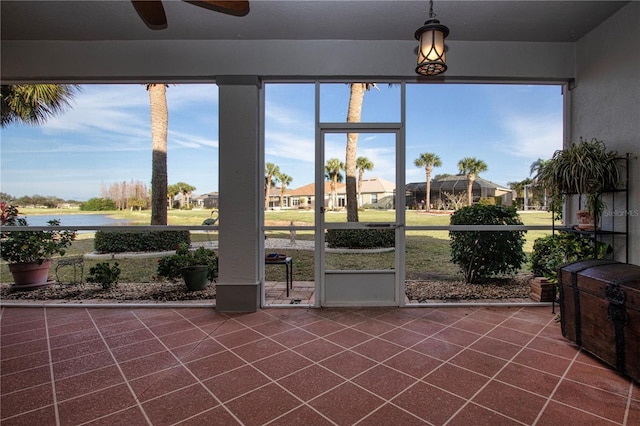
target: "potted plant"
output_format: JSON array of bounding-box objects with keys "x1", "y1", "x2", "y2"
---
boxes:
[
  {"x1": 0, "y1": 203, "x2": 77, "y2": 290},
  {"x1": 157, "y1": 242, "x2": 218, "y2": 290},
  {"x1": 537, "y1": 137, "x2": 621, "y2": 229}
]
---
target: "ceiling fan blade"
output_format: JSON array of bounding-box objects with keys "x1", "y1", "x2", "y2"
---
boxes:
[
  {"x1": 184, "y1": 1, "x2": 250, "y2": 17},
  {"x1": 132, "y1": 1, "x2": 168, "y2": 30}
]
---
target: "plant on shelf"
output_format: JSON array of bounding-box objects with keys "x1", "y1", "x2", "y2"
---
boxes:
[
  {"x1": 537, "y1": 137, "x2": 621, "y2": 229},
  {"x1": 0, "y1": 203, "x2": 77, "y2": 290},
  {"x1": 157, "y1": 242, "x2": 218, "y2": 290}
]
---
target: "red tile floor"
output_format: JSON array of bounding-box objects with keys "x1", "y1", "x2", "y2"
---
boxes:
[{"x1": 1, "y1": 305, "x2": 638, "y2": 425}]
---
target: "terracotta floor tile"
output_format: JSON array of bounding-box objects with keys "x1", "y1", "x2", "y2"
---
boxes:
[
  {"x1": 203, "y1": 365, "x2": 270, "y2": 402},
  {"x1": 449, "y1": 348, "x2": 507, "y2": 377},
  {"x1": 451, "y1": 317, "x2": 498, "y2": 335},
  {"x1": 309, "y1": 382, "x2": 385, "y2": 425},
  {"x1": 1, "y1": 365, "x2": 52, "y2": 394},
  {"x1": 148, "y1": 318, "x2": 197, "y2": 337},
  {"x1": 252, "y1": 349, "x2": 312, "y2": 380},
  {"x1": 447, "y1": 402, "x2": 521, "y2": 426},
  {"x1": 0, "y1": 338, "x2": 49, "y2": 359},
  {"x1": 119, "y1": 350, "x2": 180, "y2": 380},
  {"x1": 351, "y1": 337, "x2": 404, "y2": 362},
  {"x1": 186, "y1": 350, "x2": 247, "y2": 381},
  {"x1": 1, "y1": 318, "x2": 46, "y2": 336},
  {"x1": 486, "y1": 325, "x2": 535, "y2": 346},
  {"x1": 0, "y1": 328, "x2": 47, "y2": 347},
  {"x1": 230, "y1": 310, "x2": 275, "y2": 327},
  {"x1": 494, "y1": 362, "x2": 560, "y2": 398},
  {"x1": 232, "y1": 338, "x2": 287, "y2": 363},
  {"x1": 423, "y1": 309, "x2": 467, "y2": 325},
  {"x1": 48, "y1": 328, "x2": 102, "y2": 349},
  {"x1": 564, "y1": 360, "x2": 632, "y2": 397},
  {"x1": 552, "y1": 379, "x2": 629, "y2": 423},
  {"x1": 411, "y1": 337, "x2": 464, "y2": 361},
  {"x1": 380, "y1": 327, "x2": 427, "y2": 347},
  {"x1": 98, "y1": 321, "x2": 150, "y2": 342},
  {"x1": 352, "y1": 364, "x2": 416, "y2": 400},
  {"x1": 301, "y1": 319, "x2": 346, "y2": 337},
  {"x1": 49, "y1": 337, "x2": 107, "y2": 363},
  {"x1": 319, "y1": 350, "x2": 376, "y2": 379},
  {"x1": 500, "y1": 317, "x2": 547, "y2": 335},
  {"x1": 468, "y1": 336, "x2": 523, "y2": 360},
  {"x1": 526, "y1": 334, "x2": 580, "y2": 359},
  {"x1": 55, "y1": 365, "x2": 124, "y2": 402},
  {"x1": 52, "y1": 350, "x2": 115, "y2": 380},
  {"x1": 142, "y1": 383, "x2": 220, "y2": 425},
  {"x1": 157, "y1": 327, "x2": 210, "y2": 349},
  {"x1": 110, "y1": 338, "x2": 166, "y2": 363},
  {"x1": 292, "y1": 338, "x2": 344, "y2": 362},
  {"x1": 391, "y1": 381, "x2": 466, "y2": 425},
  {"x1": 129, "y1": 365, "x2": 198, "y2": 402},
  {"x1": 224, "y1": 383, "x2": 302, "y2": 426},
  {"x1": 472, "y1": 380, "x2": 547, "y2": 424},
  {"x1": 277, "y1": 364, "x2": 343, "y2": 401},
  {"x1": 466, "y1": 308, "x2": 514, "y2": 324},
  {"x1": 271, "y1": 405, "x2": 335, "y2": 426},
  {"x1": 269, "y1": 327, "x2": 318, "y2": 348},
  {"x1": 423, "y1": 363, "x2": 490, "y2": 399},
  {"x1": 323, "y1": 327, "x2": 372, "y2": 348},
  {"x1": 46, "y1": 320, "x2": 95, "y2": 338},
  {"x1": 84, "y1": 406, "x2": 149, "y2": 426},
  {"x1": 1, "y1": 382, "x2": 53, "y2": 420},
  {"x1": 170, "y1": 338, "x2": 226, "y2": 362},
  {"x1": 1, "y1": 350, "x2": 50, "y2": 375},
  {"x1": 180, "y1": 405, "x2": 241, "y2": 425},
  {"x1": 358, "y1": 403, "x2": 428, "y2": 425},
  {"x1": 57, "y1": 383, "x2": 137, "y2": 425},
  {"x1": 352, "y1": 318, "x2": 397, "y2": 336},
  {"x1": 512, "y1": 348, "x2": 573, "y2": 376},
  {"x1": 433, "y1": 326, "x2": 481, "y2": 347},
  {"x1": 383, "y1": 349, "x2": 441, "y2": 378},
  {"x1": 0, "y1": 405, "x2": 57, "y2": 426},
  {"x1": 215, "y1": 328, "x2": 264, "y2": 349},
  {"x1": 536, "y1": 400, "x2": 619, "y2": 426},
  {"x1": 251, "y1": 319, "x2": 295, "y2": 336}
]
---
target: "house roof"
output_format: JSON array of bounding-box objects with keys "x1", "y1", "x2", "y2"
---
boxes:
[
  {"x1": 287, "y1": 182, "x2": 345, "y2": 197},
  {"x1": 357, "y1": 177, "x2": 395, "y2": 194},
  {"x1": 406, "y1": 175, "x2": 511, "y2": 192}
]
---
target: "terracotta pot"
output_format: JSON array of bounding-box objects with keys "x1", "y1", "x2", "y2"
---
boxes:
[
  {"x1": 181, "y1": 265, "x2": 209, "y2": 291},
  {"x1": 576, "y1": 209, "x2": 595, "y2": 230},
  {"x1": 8, "y1": 260, "x2": 54, "y2": 290}
]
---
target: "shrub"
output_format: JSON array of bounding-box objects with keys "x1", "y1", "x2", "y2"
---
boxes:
[
  {"x1": 87, "y1": 262, "x2": 120, "y2": 290},
  {"x1": 325, "y1": 228, "x2": 395, "y2": 249},
  {"x1": 530, "y1": 231, "x2": 610, "y2": 283},
  {"x1": 449, "y1": 204, "x2": 526, "y2": 283},
  {"x1": 157, "y1": 243, "x2": 218, "y2": 282},
  {"x1": 94, "y1": 230, "x2": 190, "y2": 253},
  {"x1": 80, "y1": 198, "x2": 116, "y2": 211},
  {"x1": 477, "y1": 197, "x2": 496, "y2": 206}
]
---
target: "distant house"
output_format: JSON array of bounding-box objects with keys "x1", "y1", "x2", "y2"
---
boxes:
[
  {"x1": 193, "y1": 192, "x2": 219, "y2": 209},
  {"x1": 283, "y1": 177, "x2": 395, "y2": 210},
  {"x1": 406, "y1": 175, "x2": 514, "y2": 209}
]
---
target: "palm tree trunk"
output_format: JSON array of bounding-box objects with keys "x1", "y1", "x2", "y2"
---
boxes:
[
  {"x1": 425, "y1": 166, "x2": 432, "y2": 211},
  {"x1": 149, "y1": 84, "x2": 168, "y2": 225},
  {"x1": 346, "y1": 83, "x2": 365, "y2": 222},
  {"x1": 265, "y1": 177, "x2": 271, "y2": 210},
  {"x1": 467, "y1": 176, "x2": 474, "y2": 206},
  {"x1": 357, "y1": 168, "x2": 364, "y2": 207}
]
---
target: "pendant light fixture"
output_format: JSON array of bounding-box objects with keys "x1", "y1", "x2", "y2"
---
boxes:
[{"x1": 415, "y1": 0, "x2": 450, "y2": 76}]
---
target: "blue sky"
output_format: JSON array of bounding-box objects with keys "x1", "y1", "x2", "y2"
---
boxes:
[{"x1": 0, "y1": 83, "x2": 562, "y2": 201}]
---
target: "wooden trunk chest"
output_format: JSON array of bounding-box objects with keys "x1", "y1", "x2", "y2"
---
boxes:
[{"x1": 559, "y1": 259, "x2": 640, "y2": 382}]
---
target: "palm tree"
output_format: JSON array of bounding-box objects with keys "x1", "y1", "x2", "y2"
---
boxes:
[
  {"x1": 356, "y1": 156, "x2": 374, "y2": 207},
  {"x1": 325, "y1": 158, "x2": 344, "y2": 210},
  {"x1": 529, "y1": 158, "x2": 549, "y2": 183},
  {"x1": 345, "y1": 83, "x2": 378, "y2": 222},
  {"x1": 167, "y1": 183, "x2": 179, "y2": 209},
  {"x1": 147, "y1": 84, "x2": 169, "y2": 225},
  {"x1": 1, "y1": 84, "x2": 80, "y2": 128},
  {"x1": 458, "y1": 157, "x2": 488, "y2": 206},
  {"x1": 264, "y1": 162, "x2": 280, "y2": 210},
  {"x1": 414, "y1": 152, "x2": 442, "y2": 211},
  {"x1": 175, "y1": 182, "x2": 196, "y2": 209},
  {"x1": 278, "y1": 173, "x2": 293, "y2": 209}
]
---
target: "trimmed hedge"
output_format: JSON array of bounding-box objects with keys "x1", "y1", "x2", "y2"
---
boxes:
[
  {"x1": 449, "y1": 204, "x2": 526, "y2": 284},
  {"x1": 326, "y1": 228, "x2": 395, "y2": 249},
  {"x1": 94, "y1": 230, "x2": 190, "y2": 253}
]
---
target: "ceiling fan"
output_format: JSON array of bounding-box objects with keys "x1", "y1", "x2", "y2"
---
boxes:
[{"x1": 132, "y1": 1, "x2": 250, "y2": 30}]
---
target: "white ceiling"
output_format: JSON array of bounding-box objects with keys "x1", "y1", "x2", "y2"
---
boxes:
[{"x1": 0, "y1": 0, "x2": 630, "y2": 43}]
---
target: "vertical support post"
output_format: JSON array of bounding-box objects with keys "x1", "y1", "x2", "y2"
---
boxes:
[{"x1": 216, "y1": 76, "x2": 263, "y2": 312}]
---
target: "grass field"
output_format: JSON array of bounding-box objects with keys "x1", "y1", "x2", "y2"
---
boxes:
[{"x1": 3, "y1": 208, "x2": 556, "y2": 284}]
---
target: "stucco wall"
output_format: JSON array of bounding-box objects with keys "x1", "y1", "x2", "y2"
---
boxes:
[{"x1": 571, "y1": 1, "x2": 640, "y2": 265}]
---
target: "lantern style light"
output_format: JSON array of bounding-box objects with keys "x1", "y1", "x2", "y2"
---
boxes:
[{"x1": 414, "y1": 0, "x2": 449, "y2": 76}]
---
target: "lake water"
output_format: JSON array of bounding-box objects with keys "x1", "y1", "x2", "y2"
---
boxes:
[{"x1": 18, "y1": 214, "x2": 132, "y2": 227}]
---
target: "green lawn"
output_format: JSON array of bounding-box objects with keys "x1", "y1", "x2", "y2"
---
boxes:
[{"x1": 3, "y1": 208, "x2": 555, "y2": 284}]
